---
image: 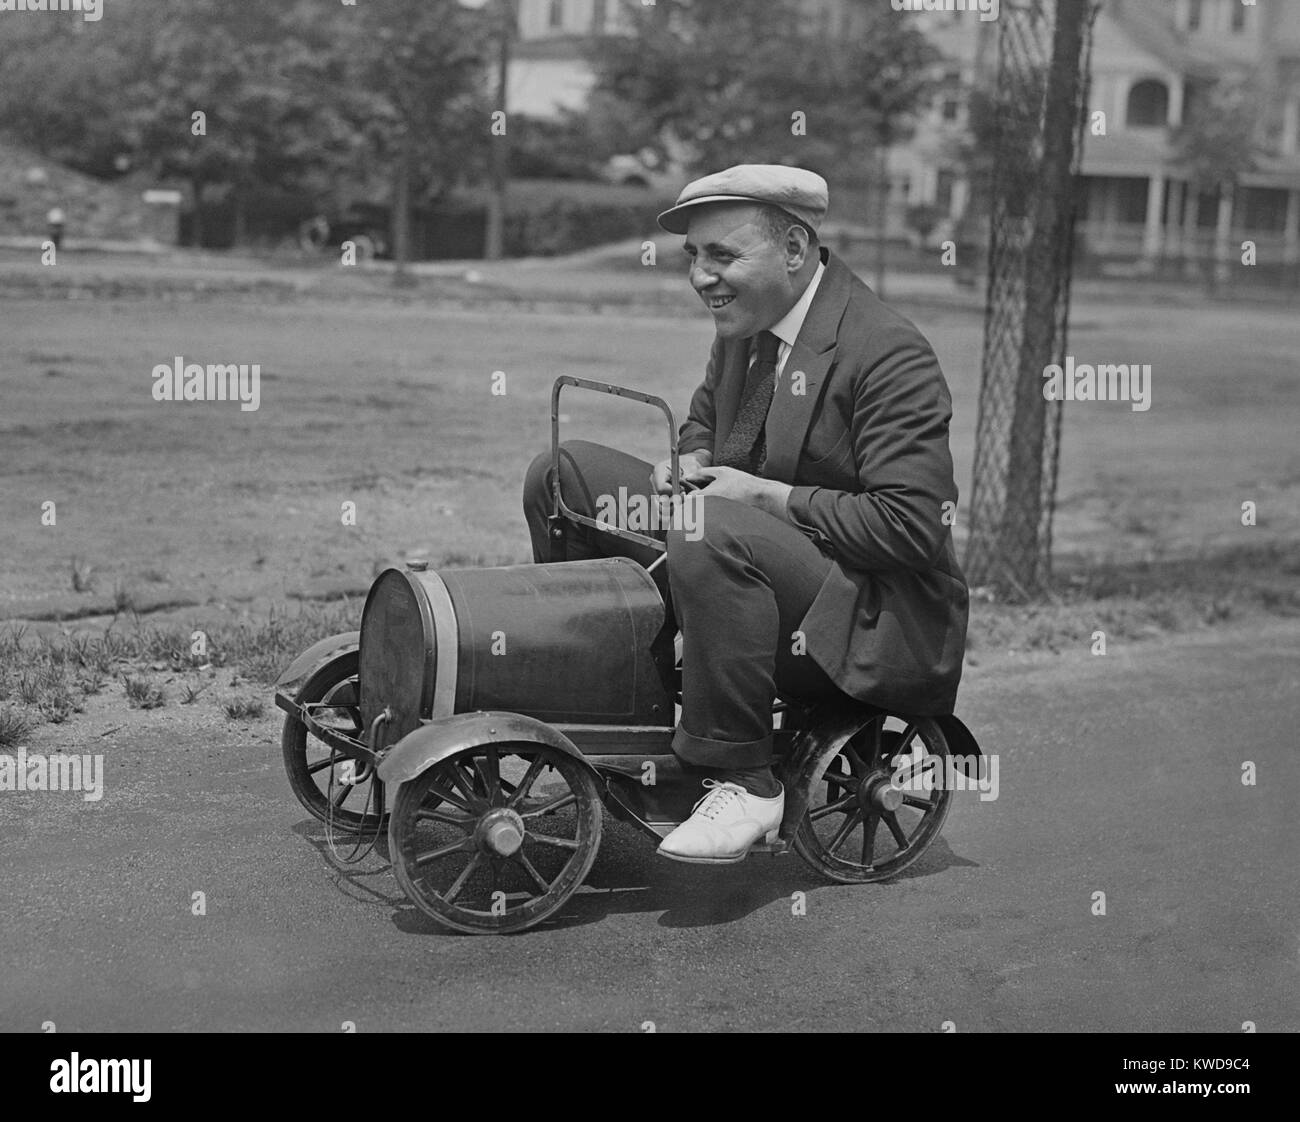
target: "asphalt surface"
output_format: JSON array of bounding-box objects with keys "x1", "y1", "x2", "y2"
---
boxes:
[{"x1": 3, "y1": 619, "x2": 1298, "y2": 1033}]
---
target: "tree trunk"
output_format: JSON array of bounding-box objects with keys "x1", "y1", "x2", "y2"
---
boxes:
[
  {"x1": 991, "y1": 0, "x2": 1092, "y2": 590},
  {"x1": 191, "y1": 175, "x2": 204, "y2": 249},
  {"x1": 484, "y1": 0, "x2": 514, "y2": 261},
  {"x1": 873, "y1": 143, "x2": 889, "y2": 296},
  {"x1": 392, "y1": 133, "x2": 412, "y2": 283},
  {"x1": 232, "y1": 184, "x2": 247, "y2": 250}
]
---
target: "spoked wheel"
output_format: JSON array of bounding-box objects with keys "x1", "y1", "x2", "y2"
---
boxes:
[
  {"x1": 389, "y1": 742, "x2": 603, "y2": 934},
  {"x1": 281, "y1": 653, "x2": 387, "y2": 832},
  {"x1": 794, "y1": 714, "x2": 953, "y2": 883}
]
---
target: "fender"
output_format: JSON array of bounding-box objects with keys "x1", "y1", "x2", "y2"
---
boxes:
[
  {"x1": 778, "y1": 705, "x2": 982, "y2": 839},
  {"x1": 935, "y1": 714, "x2": 983, "y2": 776},
  {"x1": 376, "y1": 710, "x2": 599, "y2": 787},
  {"x1": 779, "y1": 700, "x2": 880, "y2": 840},
  {"x1": 274, "y1": 631, "x2": 361, "y2": 691}
]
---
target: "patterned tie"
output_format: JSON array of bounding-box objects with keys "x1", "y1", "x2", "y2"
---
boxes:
[{"x1": 715, "y1": 330, "x2": 780, "y2": 475}]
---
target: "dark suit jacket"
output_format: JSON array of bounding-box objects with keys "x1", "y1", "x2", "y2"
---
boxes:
[{"x1": 678, "y1": 248, "x2": 968, "y2": 715}]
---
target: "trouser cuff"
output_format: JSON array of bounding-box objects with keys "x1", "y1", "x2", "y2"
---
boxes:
[{"x1": 672, "y1": 725, "x2": 774, "y2": 769}]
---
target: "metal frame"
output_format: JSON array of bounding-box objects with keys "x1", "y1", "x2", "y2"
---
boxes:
[{"x1": 549, "y1": 376, "x2": 680, "y2": 558}]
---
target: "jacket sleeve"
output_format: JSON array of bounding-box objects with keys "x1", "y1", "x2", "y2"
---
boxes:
[
  {"x1": 677, "y1": 335, "x2": 722, "y2": 458},
  {"x1": 785, "y1": 322, "x2": 957, "y2": 573}
]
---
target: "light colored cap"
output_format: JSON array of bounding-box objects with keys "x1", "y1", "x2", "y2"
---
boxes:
[{"x1": 657, "y1": 164, "x2": 829, "y2": 235}]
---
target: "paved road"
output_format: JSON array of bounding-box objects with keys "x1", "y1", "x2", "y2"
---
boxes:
[{"x1": 3, "y1": 619, "x2": 1298, "y2": 1032}]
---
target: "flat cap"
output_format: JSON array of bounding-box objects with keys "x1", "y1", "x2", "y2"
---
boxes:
[{"x1": 657, "y1": 164, "x2": 829, "y2": 235}]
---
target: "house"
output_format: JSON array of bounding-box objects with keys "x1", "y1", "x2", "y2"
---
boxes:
[
  {"x1": 1081, "y1": 0, "x2": 1300, "y2": 275},
  {"x1": 504, "y1": 0, "x2": 1300, "y2": 275}
]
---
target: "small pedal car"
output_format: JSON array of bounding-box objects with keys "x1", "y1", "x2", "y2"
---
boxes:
[{"x1": 275, "y1": 377, "x2": 982, "y2": 933}]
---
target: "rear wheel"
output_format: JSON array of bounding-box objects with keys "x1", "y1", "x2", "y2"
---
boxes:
[
  {"x1": 793, "y1": 714, "x2": 953, "y2": 883},
  {"x1": 389, "y1": 742, "x2": 602, "y2": 934},
  {"x1": 281, "y1": 653, "x2": 387, "y2": 832}
]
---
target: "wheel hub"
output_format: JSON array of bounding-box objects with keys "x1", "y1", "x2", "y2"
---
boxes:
[
  {"x1": 864, "y1": 775, "x2": 904, "y2": 814},
  {"x1": 475, "y1": 808, "x2": 526, "y2": 857}
]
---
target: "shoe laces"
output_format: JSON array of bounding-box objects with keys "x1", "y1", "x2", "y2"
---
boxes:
[{"x1": 691, "y1": 778, "x2": 745, "y2": 820}]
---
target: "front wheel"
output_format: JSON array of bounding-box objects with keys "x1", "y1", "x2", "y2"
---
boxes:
[{"x1": 388, "y1": 742, "x2": 602, "y2": 934}]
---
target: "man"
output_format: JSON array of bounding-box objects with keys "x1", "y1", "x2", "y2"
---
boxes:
[{"x1": 523, "y1": 164, "x2": 968, "y2": 864}]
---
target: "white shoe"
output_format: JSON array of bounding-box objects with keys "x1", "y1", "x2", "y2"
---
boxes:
[{"x1": 656, "y1": 779, "x2": 784, "y2": 864}]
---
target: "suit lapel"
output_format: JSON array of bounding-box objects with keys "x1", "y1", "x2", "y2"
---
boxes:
[{"x1": 763, "y1": 251, "x2": 852, "y2": 483}]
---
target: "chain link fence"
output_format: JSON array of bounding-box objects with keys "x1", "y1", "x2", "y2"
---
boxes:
[{"x1": 964, "y1": 0, "x2": 1099, "y2": 596}]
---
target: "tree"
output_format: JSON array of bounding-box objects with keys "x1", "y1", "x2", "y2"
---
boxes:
[
  {"x1": 1172, "y1": 76, "x2": 1263, "y2": 293},
  {"x1": 965, "y1": 0, "x2": 1096, "y2": 595},
  {"x1": 582, "y1": 0, "x2": 938, "y2": 288},
  {"x1": 346, "y1": 0, "x2": 490, "y2": 268},
  {"x1": 0, "y1": 15, "x2": 138, "y2": 178},
  {"x1": 0, "y1": 0, "x2": 484, "y2": 254},
  {"x1": 114, "y1": 0, "x2": 366, "y2": 246}
]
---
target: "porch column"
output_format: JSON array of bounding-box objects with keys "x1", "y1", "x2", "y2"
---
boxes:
[
  {"x1": 1214, "y1": 183, "x2": 1235, "y2": 283},
  {"x1": 1164, "y1": 178, "x2": 1184, "y2": 261},
  {"x1": 1182, "y1": 182, "x2": 1201, "y2": 277},
  {"x1": 951, "y1": 177, "x2": 969, "y2": 221},
  {"x1": 1142, "y1": 170, "x2": 1166, "y2": 262}
]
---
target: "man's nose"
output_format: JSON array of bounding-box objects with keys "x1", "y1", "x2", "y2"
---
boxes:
[{"x1": 690, "y1": 262, "x2": 718, "y2": 291}]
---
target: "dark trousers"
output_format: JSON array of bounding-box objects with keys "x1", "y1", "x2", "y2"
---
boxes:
[{"x1": 523, "y1": 440, "x2": 843, "y2": 769}]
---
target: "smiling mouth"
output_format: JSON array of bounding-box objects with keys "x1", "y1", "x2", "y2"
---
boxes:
[{"x1": 705, "y1": 295, "x2": 735, "y2": 310}]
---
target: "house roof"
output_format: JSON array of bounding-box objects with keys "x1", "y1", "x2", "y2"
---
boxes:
[{"x1": 1107, "y1": 0, "x2": 1247, "y2": 79}]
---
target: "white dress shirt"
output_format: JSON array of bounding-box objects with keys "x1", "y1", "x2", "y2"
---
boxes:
[{"x1": 761, "y1": 259, "x2": 826, "y2": 384}]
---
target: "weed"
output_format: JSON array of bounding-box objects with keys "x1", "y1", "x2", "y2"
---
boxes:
[
  {"x1": 123, "y1": 676, "x2": 166, "y2": 710},
  {"x1": 0, "y1": 706, "x2": 33, "y2": 747},
  {"x1": 223, "y1": 696, "x2": 265, "y2": 720}
]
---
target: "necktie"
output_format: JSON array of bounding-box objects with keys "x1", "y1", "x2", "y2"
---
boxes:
[{"x1": 715, "y1": 330, "x2": 780, "y2": 475}]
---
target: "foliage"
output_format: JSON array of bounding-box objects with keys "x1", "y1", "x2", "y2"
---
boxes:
[
  {"x1": 583, "y1": 0, "x2": 941, "y2": 178},
  {"x1": 1172, "y1": 77, "x2": 1263, "y2": 192},
  {"x1": 0, "y1": 0, "x2": 489, "y2": 243}
]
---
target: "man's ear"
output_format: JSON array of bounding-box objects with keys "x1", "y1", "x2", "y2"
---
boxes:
[{"x1": 785, "y1": 225, "x2": 812, "y2": 273}]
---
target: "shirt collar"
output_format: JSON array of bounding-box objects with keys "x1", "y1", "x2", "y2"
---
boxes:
[{"x1": 767, "y1": 259, "x2": 826, "y2": 350}]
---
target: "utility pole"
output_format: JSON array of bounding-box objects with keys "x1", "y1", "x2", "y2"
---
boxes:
[{"x1": 484, "y1": 0, "x2": 516, "y2": 260}]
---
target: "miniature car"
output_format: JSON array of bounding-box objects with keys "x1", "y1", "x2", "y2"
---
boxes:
[{"x1": 275, "y1": 377, "x2": 982, "y2": 933}]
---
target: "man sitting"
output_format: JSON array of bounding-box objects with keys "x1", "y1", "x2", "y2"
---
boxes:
[{"x1": 523, "y1": 164, "x2": 968, "y2": 864}]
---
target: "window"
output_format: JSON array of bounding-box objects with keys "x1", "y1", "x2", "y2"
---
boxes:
[
  {"x1": 1186, "y1": 0, "x2": 1203, "y2": 32},
  {"x1": 1231, "y1": 2, "x2": 1247, "y2": 33},
  {"x1": 1126, "y1": 79, "x2": 1170, "y2": 127},
  {"x1": 939, "y1": 69, "x2": 962, "y2": 122},
  {"x1": 548, "y1": 0, "x2": 564, "y2": 31},
  {"x1": 592, "y1": 0, "x2": 607, "y2": 33}
]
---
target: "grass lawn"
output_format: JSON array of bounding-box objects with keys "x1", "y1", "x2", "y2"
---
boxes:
[{"x1": 0, "y1": 285, "x2": 1296, "y2": 736}]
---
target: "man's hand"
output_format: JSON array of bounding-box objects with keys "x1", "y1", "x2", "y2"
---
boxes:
[
  {"x1": 651, "y1": 451, "x2": 711, "y2": 495},
  {"x1": 693, "y1": 467, "x2": 793, "y2": 522}
]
